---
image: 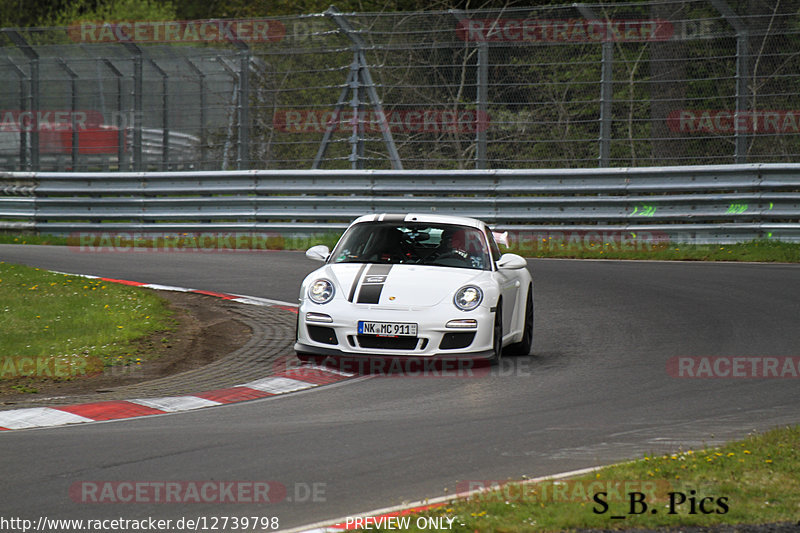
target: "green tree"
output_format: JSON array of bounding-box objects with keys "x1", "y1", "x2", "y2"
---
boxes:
[
  {"x1": 50, "y1": 0, "x2": 176, "y2": 26},
  {"x1": 0, "y1": 0, "x2": 176, "y2": 28}
]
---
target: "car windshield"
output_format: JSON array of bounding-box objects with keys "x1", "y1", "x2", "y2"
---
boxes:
[{"x1": 330, "y1": 222, "x2": 491, "y2": 270}]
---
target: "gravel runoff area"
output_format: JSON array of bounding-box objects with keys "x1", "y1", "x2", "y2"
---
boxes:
[{"x1": 0, "y1": 290, "x2": 297, "y2": 410}]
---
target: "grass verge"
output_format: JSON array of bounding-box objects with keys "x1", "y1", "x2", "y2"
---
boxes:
[
  {"x1": 368, "y1": 425, "x2": 800, "y2": 532},
  {"x1": 0, "y1": 234, "x2": 68, "y2": 246},
  {"x1": 0, "y1": 262, "x2": 174, "y2": 393},
  {"x1": 505, "y1": 239, "x2": 800, "y2": 262}
]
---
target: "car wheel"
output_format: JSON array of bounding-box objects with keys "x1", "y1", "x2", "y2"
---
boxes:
[
  {"x1": 506, "y1": 286, "x2": 533, "y2": 356},
  {"x1": 490, "y1": 302, "x2": 503, "y2": 365}
]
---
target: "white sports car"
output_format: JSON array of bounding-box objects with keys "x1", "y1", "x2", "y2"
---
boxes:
[{"x1": 294, "y1": 213, "x2": 533, "y2": 364}]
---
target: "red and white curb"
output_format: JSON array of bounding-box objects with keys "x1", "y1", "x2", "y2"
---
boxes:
[
  {"x1": 58, "y1": 272, "x2": 302, "y2": 314},
  {"x1": 0, "y1": 273, "x2": 354, "y2": 432},
  {"x1": 283, "y1": 466, "x2": 601, "y2": 533}
]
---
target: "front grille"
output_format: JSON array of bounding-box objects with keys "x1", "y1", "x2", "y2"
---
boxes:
[
  {"x1": 307, "y1": 325, "x2": 338, "y2": 345},
  {"x1": 356, "y1": 335, "x2": 419, "y2": 350},
  {"x1": 439, "y1": 332, "x2": 476, "y2": 350}
]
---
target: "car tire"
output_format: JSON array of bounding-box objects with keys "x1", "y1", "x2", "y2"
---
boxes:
[
  {"x1": 506, "y1": 286, "x2": 533, "y2": 356},
  {"x1": 490, "y1": 301, "x2": 503, "y2": 365}
]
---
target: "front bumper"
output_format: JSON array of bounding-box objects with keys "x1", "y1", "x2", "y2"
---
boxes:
[{"x1": 294, "y1": 302, "x2": 495, "y2": 360}]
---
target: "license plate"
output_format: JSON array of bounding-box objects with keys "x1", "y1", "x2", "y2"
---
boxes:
[{"x1": 358, "y1": 321, "x2": 418, "y2": 337}]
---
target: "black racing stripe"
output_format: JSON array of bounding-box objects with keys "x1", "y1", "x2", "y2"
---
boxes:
[
  {"x1": 347, "y1": 264, "x2": 368, "y2": 303},
  {"x1": 367, "y1": 264, "x2": 394, "y2": 277},
  {"x1": 366, "y1": 264, "x2": 393, "y2": 276},
  {"x1": 356, "y1": 284, "x2": 383, "y2": 304},
  {"x1": 356, "y1": 264, "x2": 393, "y2": 304}
]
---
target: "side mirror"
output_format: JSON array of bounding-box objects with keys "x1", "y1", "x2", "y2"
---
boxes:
[
  {"x1": 496, "y1": 253, "x2": 527, "y2": 270},
  {"x1": 306, "y1": 245, "x2": 330, "y2": 262}
]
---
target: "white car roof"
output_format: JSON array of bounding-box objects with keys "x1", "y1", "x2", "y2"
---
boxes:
[{"x1": 350, "y1": 213, "x2": 487, "y2": 230}]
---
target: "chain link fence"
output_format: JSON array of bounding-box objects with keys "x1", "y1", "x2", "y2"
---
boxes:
[{"x1": 1, "y1": 0, "x2": 799, "y2": 171}]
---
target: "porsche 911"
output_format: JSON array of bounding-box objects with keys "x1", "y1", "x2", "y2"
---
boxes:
[{"x1": 294, "y1": 213, "x2": 533, "y2": 364}]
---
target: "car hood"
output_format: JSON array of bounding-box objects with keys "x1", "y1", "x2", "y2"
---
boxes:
[{"x1": 322, "y1": 263, "x2": 488, "y2": 307}]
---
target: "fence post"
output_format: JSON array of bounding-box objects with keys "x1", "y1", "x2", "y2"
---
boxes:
[
  {"x1": 239, "y1": 50, "x2": 251, "y2": 170},
  {"x1": 4, "y1": 58, "x2": 28, "y2": 169},
  {"x1": 350, "y1": 50, "x2": 364, "y2": 169},
  {"x1": 449, "y1": 9, "x2": 489, "y2": 170},
  {"x1": 710, "y1": 0, "x2": 749, "y2": 164},
  {"x1": 575, "y1": 4, "x2": 612, "y2": 167},
  {"x1": 185, "y1": 58, "x2": 207, "y2": 169},
  {"x1": 598, "y1": 41, "x2": 613, "y2": 167},
  {"x1": 218, "y1": 56, "x2": 240, "y2": 170},
  {"x1": 122, "y1": 42, "x2": 144, "y2": 171},
  {"x1": 476, "y1": 43, "x2": 489, "y2": 170},
  {"x1": 101, "y1": 59, "x2": 126, "y2": 170},
  {"x1": 56, "y1": 59, "x2": 80, "y2": 170},
  {"x1": 229, "y1": 41, "x2": 251, "y2": 170},
  {"x1": 146, "y1": 58, "x2": 170, "y2": 170},
  {"x1": 4, "y1": 30, "x2": 40, "y2": 171}
]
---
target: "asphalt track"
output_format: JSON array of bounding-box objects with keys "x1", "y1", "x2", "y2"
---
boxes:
[{"x1": 2, "y1": 244, "x2": 800, "y2": 530}]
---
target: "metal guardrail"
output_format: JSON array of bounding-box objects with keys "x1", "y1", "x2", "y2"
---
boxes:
[
  {"x1": 1, "y1": 164, "x2": 799, "y2": 243},
  {"x1": 0, "y1": 128, "x2": 200, "y2": 172}
]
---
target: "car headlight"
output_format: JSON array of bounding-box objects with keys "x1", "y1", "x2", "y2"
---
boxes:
[
  {"x1": 308, "y1": 279, "x2": 335, "y2": 304},
  {"x1": 454, "y1": 285, "x2": 483, "y2": 311}
]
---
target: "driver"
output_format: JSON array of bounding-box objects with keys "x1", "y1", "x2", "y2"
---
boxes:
[
  {"x1": 434, "y1": 227, "x2": 487, "y2": 269},
  {"x1": 438, "y1": 228, "x2": 469, "y2": 259}
]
